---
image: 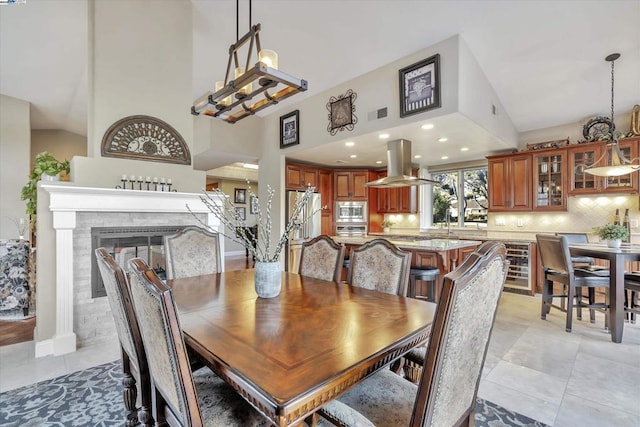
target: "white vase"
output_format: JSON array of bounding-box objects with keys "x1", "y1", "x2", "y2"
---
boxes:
[
  {"x1": 41, "y1": 172, "x2": 60, "y2": 182},
  {"x1": 383, "y1": 227, "x2": 390, "y2": 233},
  {"x1": 606, "y1": 239, "x2": 622, "y2": 249},
  {"x1": 254, "y1": 261, "x2": 281, "y2": 298}
]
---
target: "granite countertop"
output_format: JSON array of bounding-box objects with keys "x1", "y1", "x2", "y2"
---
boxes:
[{"x1": 332, "y1": 235, "x2": 482, "y2": 251}]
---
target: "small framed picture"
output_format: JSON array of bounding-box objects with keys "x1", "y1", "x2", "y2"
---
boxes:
[
  {"x1": 234, "y1": 188, "x2": 246, "y2": 204},
  {"x1": 327, "y1": 89, "x2": 357, "y2": 136},
  {"x1": 280, "y1": 110, "x2": 300, "y2": 148},
  {"x1": 250, "y1": 195, "x2": 259, "y2": 214},
  {"x1": 399, "y1": 54, "x2": 441, "y2": 118},
  {"x1": 236, "y1": 207, "x2": 246, "y2": 220}
]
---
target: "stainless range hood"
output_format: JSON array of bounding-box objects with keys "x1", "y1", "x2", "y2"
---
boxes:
[{"x1": 364, "y1": 139, "x2": 439, "y2": 188}]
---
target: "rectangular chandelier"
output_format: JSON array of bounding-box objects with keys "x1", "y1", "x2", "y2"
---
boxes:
[{"x1": 191, "y1": 24, "x2": 307, "y2": 124}]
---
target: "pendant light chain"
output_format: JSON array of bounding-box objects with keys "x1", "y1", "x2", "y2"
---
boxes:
[{"x1": 610, "y1": 57, "x2": 615, "y2": 128}]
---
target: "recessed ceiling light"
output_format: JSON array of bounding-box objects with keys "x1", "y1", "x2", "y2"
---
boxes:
[
  {"x1": 441, "y1": 155, "x2": 449, "y2": 160},
  {"x1": 350, "y1": 154, "x2": 357, "y2": 158},
  {"x1": 421, "y1": 123, "x2": 434, "y2": 130},
  {"x1": 243, "y1": 163, "x2": 259, "y2": 169},
  {"x1": 345, "y1": 141, "x2": 355, "y2": 147},
  {"x1": 375, "y1": 160, "x2": 383, "y2": 164},
  {"x1": 437, "y1": 137, "x2": 448, "y2": 143},
  {"x1": 460, "y1": 147, "x2": 469, "y2": 152},
  {"x1": 378, "y1": 133, "x2": 390, "y2": 139},
  {"x1": 414, "y1": 154, "x2": 422, "y2": 159}
]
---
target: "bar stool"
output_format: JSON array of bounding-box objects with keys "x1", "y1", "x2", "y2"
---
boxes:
[{"x1": 408, "y1": 267, "x2": 440, "y2": 302}]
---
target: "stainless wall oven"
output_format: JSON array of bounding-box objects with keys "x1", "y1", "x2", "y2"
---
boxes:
[{"x1": 335, "y1": 201, "x2": 367, "y2": 223}]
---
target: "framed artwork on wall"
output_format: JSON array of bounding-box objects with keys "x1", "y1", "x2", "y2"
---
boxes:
[
  {"x1": 399, "y1": 54, "x2": 441, "y2": 117},
  {"x1": 250, "y1": 195, "x2": 259, "y2": 214},
  {"x1": 234, "y1": 188, "x2": 246, "y2": 204},
  {"x1": 327, "y1": 89, "x2": 357, "y2": 136},
  {"x1": 235, "y1": 207, "x2": 246, "y2": 220},
  {"x1": 280, "y1": 110, "x2": 300, "y2": 148}
]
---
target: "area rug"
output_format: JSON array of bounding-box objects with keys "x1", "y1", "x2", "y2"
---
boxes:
[{"x1": 0, "y1": 361, "x2": 549, "y2": 426}]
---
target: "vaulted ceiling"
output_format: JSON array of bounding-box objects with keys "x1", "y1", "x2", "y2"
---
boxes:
[{"x1": 1, "y1": 0, "x2": 639, "y2": 169}]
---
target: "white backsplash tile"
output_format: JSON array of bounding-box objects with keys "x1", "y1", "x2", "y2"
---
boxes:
[{"x1": 487, "y1": 196, "x2": 639, "y2": 243}]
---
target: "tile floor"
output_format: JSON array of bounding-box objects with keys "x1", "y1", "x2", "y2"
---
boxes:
[{"x1": 1, "y1": 292, "x2": 638, "y2": 426}]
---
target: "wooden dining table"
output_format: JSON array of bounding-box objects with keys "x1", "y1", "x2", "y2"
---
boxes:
[
  {"x1": 569, "y1": 242, "x2": 640, "y2": 343},
  {"x1": 167, "y1": 269, "x2": 436, "y2": 427}
]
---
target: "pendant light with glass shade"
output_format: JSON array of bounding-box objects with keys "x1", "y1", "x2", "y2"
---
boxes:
[
  {"x1": 583, "y1": 53, "x2": 640, "y2": 177},
  {"x1": 191, "y1": 0, "x2": 307, "y2": 124}
]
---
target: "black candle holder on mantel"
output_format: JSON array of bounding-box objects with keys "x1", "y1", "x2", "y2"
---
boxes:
[{"x1": 116, "y1": 175, "x2": 176, "y2": 192}]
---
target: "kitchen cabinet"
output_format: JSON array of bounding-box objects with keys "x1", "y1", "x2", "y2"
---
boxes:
[
  {"x1": 334, "y1": 170, "x2": 369, "y2": 200},
  {"x1": 375, "y1": 170, "x2": 418, "y2": 213},
  {"x1": 286, "y1": 162, "x2": 318, "y2": 190},
  {"x1": 532, "y1": 149, "x2": 567, "y2": 211},
  {"x1": 318, "y1": 168, "x2": 333, "y2": 234},
  {"x1": 488, "y1": 153, "x2": 532, "y2": 212},
  {"x1": 569, "y1": 137, "x2": 639, "y2": 195}
]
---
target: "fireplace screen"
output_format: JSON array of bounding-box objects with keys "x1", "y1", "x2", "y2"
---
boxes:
[{"x1": 91, "y1": 226, "x2": 186, "y2": 298}]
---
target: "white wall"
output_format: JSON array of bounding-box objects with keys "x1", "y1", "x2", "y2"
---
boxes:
[
  {"x1": 78, "y1": 0, "x2": 201, "y2": 190},
  {"x1": 31, "y1": 129, "x2": 87, "y2": 164},
  {"x1": 0, "y1": 94, "x2": 30, "y2": 239}
]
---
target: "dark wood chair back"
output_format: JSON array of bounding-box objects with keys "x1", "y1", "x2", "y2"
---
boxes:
[
  {"x1": 127, "y1": 257, "x2": 205, "y2": 426},
  {"x1": 347, "y1": 238, "x2": 411, "y2": 296},
  {"x1": 555, "y1": 232, "x2": 594, "y2": 265},
  {"x1": 94, "y1": 247, "x2": 152, "y2": 426},
  {"x1": 164, "y1": 225, "x2": 221, "y2": 280},
  {"x1": 412, "y1": 241, "x2": 509, "y2": 426},
  {"x1": 299, "y1": 235, "x2": 345, "y2": 282},
  {"x1": 537, "y1": 234, "x2": 572, "y2": 275}
]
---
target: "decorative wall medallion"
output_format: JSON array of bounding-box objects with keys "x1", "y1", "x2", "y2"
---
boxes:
[
  {"x1": 101, "y1": 115, "x2": 191, "y2": 164},
  {"x1": 327, "y1": 89, "x2": 357, "y2": 136},
  {"x1": 582, "y1": 116, "x2": 615, "y2": 142}
]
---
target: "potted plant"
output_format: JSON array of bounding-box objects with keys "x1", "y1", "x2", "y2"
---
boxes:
[
  {"x1": 381, "y1": 219, "x2": 394, "y2": 233},
  {"x1": 593, "y1": 223, "x2": 628, "y2": 248},
  {"x1": 20, "y1": 152, "x2": 70, "y2": 236}
]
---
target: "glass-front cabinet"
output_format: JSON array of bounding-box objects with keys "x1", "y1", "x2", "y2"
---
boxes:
[
  {"x1": 569, "y1": 138, "x2": 639, "y2": 195},
  {"x1": 533, "y1": 150, "x2": 566, "y2": 210}
]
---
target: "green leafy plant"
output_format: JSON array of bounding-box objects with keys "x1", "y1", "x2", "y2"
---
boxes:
[
  {"x1": 381, "y1": 219, "x2": 394, "y2": 228},
  {"x1": 593, "y1": 223, "x2": 628, "y2": 241},
  {"x1": 20, "y1": 152, "x2": 70, "y2": 224}
]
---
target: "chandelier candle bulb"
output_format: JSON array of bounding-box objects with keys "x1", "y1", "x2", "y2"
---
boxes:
[
  {"x1": 258, "y1": 49, "x2": 278, "y2": 69},
  {"x1": 214, "y1": 81, "x2": 232, "y2": 106},
  {"x1": 234, "y1": 67, "x2": 252, "y2": 97}
]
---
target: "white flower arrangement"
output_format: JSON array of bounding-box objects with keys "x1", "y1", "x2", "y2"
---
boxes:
[{"x1": 191, "y1": 185, "x2": 323, "y2": 263}]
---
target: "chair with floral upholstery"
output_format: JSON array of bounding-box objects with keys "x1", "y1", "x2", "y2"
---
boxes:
[
  {"x1": 0, "y1": 239, "x2": 30, "y2": 316},
  {"x1": 299, "y1": 235, "x2": 345, "y2": 282},
  {"x1": 126, "y1": 258, "x2": 268, "y2": 426},
  {"x1": 318, "y1": 242, "x2": 509, "y2": 427},
  {"x1": 164, "y1": 226, "x2": 221, "y2": 280},
  {"x1": 347, "y1": 238, "x2": 411, "y2": 296},
  {"x1": 95, "y1": 247, "x2": 152, "y2": 427}
]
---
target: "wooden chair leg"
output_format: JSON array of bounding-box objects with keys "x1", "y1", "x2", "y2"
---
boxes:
[
  {"x1": 541, "y1": 278, "x2": 551, "y2": 320},
  {"x1": 121, "y1": 354, "x2": 139, "y2": 427},
  {"x1": 632, "y1": 290, "x2": 638, "y2": 324},
  {"x1": 588, "y1": 287, "x2": 596, "y2": 323},
  {"x1": 566, "y1": 285, "x2": 575, "y2": 332},
  {"x1": 576, "y1": 287, "x2": 583, "y2": 321}
]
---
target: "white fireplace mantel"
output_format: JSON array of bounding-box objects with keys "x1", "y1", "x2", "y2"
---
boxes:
[{"x1": 37, "y1": 184, "x2": 222, "y2": 357}]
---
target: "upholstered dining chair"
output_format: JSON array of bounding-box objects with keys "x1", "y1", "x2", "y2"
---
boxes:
[
  {"x1": 318, "y1": 241, "x2": 509, "y2": 427},
  {"x1": 299, "y1": 235, "x2": 345, "y2": 282},
  {"x1": 401, "y1": 240, "x2": 500, "y2": 383},
  {"x1": 126, "y1": 258, "x2": 268, "y2": 426},
  {"x1": 347, "y1": 238, "x2": 411, "y2": 296},
  {"x1": 555, "y1": 232, "x2": 595, "y2": 266},
  {"x1": 95, "y1": 248, "x2": 152, "y2": 427},
  {"x1": 164, "y1": 225, "x2": 221, "y2": 280},
  {"x1": 537, "y1": 234, "x2": 610, "y2": 332}
]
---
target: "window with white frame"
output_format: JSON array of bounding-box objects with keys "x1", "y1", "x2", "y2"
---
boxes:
[{"x1": 432, "y1": 166, "x2": 488, "y2": 227}]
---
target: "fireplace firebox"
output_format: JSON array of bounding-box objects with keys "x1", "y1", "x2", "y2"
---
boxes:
[{"x1": 91, "y1": 226, "x2": 186, "y2": 298}]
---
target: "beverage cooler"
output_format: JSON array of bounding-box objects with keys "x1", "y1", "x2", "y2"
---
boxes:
[{"x1": 502, "y1": 241, "x2": 533, "y2": 294}]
